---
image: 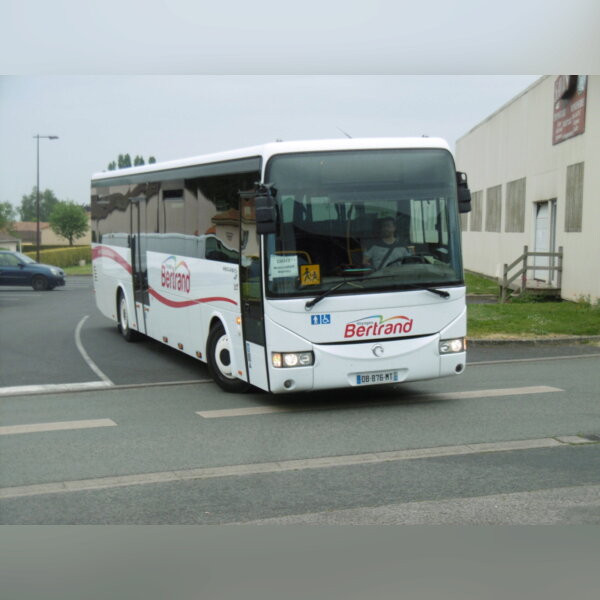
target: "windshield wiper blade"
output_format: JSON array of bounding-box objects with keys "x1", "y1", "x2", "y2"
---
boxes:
[
  {"x1": 305, "y1": 280, "x2": 352, "y2": 310},
  {"x1": 304, "y1": 277, "x2": 451, "y2": 310},
  {"x1": 304, "y1": 274, "x2": 399, "y2": 309},
  {"x1": 399, "y1": 283, "x2": 450, "y2": 298}
]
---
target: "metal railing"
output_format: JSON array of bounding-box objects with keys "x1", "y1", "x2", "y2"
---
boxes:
[{"x1": 500, "y1": 245, "x2": 563, "y2": 303}]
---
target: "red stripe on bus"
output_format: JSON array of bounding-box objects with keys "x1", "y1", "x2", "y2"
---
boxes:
[
  {"x1": 148, "y1": 287, "x2": 238, "y2": 307},
  {"x1": 92, "y1": 246, "x2": 132, "y2": 274}
]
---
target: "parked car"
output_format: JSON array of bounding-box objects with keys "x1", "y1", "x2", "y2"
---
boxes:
[{"x1": 0, "y1": 250, "x2": 66, "y2": 291}]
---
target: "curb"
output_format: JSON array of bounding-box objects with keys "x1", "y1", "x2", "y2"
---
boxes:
[{"x1": 469, "y1": 335, "x2": 600, "y2": 346}]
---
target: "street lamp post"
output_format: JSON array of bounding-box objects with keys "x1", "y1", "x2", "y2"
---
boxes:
[{"x1": 34, "y1": 134, "x2": 59, "y2": 262}]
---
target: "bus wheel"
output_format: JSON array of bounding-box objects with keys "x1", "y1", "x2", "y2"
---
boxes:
[
  {"x1": 118, "y1": 291, "x2": 139, "y2": 342},
  {"x1": 207, "y1": 323, "x2": 250, "y2": 393}
]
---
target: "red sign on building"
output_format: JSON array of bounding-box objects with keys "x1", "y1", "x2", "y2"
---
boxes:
[{"x1": 553, "y1": 75, "x2": 588, "y2": 145}]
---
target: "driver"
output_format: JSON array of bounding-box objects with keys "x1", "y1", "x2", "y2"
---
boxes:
[{"x1": 363, "y1": 217, "x2": 410, "y2": 270}]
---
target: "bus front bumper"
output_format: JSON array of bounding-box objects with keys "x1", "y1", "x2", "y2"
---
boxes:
[{"x1": 267, "y1": 334, "x2": 466, "y2": 393}]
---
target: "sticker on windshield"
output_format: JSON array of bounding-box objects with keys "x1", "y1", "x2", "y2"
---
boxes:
[
  {"x1": 269, "y1": 255, "x2": 298, "y2": 279},
  {"x1": 300, "y1": 264, "x2": 321, "y2": 286}
]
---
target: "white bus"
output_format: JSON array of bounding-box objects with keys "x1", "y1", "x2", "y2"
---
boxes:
[{"x1": 91, "y1": 138, "x2": 471, "y2": 393}]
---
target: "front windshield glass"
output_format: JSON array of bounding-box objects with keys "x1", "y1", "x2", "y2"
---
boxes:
[
  {"x1": 15, "y1": 252, "x2": 36, "y2": 264},
  {"x1": 264, "y1": 148, "x2": 463, "y2": 298}
]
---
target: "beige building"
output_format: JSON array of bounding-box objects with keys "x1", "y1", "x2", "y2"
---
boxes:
[
  {"x1": 456, "y1": 75, "x2": 599, "y2": 303},
  {"x1": 11, "y1": 219, "x2": 92, "y2": 246},
  {"x1": 0, "y1": 230, "x2": 21, "y2": 251}
]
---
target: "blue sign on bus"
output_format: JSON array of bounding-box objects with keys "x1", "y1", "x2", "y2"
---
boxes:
[{"x1": 311, "y1": 314, "x2": 331, "y2": 325}]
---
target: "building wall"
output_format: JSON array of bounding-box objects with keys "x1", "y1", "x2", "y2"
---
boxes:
[
  {"x1": 456, "y1": 75, "x2": 600, "y2": 302},
  {"x1": 12, "y1": 219, "x2": 92, "y2": 246},
  {"x1": 41, "y1": 222, "x2": 92, "y2": 246},
  {"x1": 0, "y1": 235, "x2": 21, "y2": 252}
]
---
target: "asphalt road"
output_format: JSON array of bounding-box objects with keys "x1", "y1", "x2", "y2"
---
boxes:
[{"x1": 1, "y1": 276, "x2": 600, "y2": 524}]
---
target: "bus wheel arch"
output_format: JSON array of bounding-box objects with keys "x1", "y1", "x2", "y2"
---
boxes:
[
  {"x1": 117, "y1": 287, "x2": 140, "y2": 342},
  {"x1": 206, "y1": 319, "x2": 250, "y2": 393}
]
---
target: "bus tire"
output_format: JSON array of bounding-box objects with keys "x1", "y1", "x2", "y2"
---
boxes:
[
  {"x1": 117, "y1": 290, "x2": 140, "y2": 342},
  {"x1": 207, "y1": 323, "x2": 251, "y2": 393}
]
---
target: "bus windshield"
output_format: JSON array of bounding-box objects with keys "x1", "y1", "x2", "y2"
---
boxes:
[{"x1": 264, "y1": 148, "x2": 464, "y2": 299}]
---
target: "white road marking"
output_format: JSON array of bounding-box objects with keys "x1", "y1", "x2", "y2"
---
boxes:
[
  {"x1": 0, "y1": 418, "x2": 116, "y2": 436},
  {"x1": 75, "y1": 315, "x2": 113, "y2": 385},
  {"x1": 0, "y1": 379, "x2": 213, "y2": 398},
  {"x1": 0, "y1": 381, "x2": 112, "y2": 397},
  {"x1": 196, "y1": 385, "x2": 563, "y2": 418},
  {"x1": 0, "y1": 435, "x2": 592, "y2": 499}
]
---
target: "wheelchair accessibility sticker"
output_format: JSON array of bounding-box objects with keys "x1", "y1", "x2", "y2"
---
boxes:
[{"x1": 311, "y1": 314, "x2": 331, "y2": 325}]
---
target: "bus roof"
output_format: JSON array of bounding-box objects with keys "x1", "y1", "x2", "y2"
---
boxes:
[{"x1": 91, "y1": 137, "x2": 451, "y2": 183}]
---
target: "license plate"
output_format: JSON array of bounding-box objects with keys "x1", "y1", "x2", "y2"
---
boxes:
[{"x1": 355, "y1": 370, "x2": 399, "y2": 386}]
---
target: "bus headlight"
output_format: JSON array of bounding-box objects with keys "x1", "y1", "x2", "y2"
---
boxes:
[
  {"x1": 439, "y1": 337, "x2": 466, "y2": 354},
  {"x1": 272, "y1": 352, "x2": 314, "y2": 368}
]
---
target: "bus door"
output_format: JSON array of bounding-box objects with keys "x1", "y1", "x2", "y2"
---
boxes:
[
  {"x1": 130, "y1": 196, "x2": 149, "y2": 335},
  {"x1": 239, "y1": 194, "x2": 270, "y2": 390}
]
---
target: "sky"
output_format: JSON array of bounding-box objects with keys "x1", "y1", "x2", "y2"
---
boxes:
[
  {"x1": 0, "y1": 75, "x2": 543, "y2": 209},
  {"x1": 1, "y1": 0, "x2": 598, "y2": 214}
]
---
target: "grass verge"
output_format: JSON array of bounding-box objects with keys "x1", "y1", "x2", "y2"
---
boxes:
[
  {"x1": 468, "y1": 300, "x2": 600, "y2": 339},
  {"x1": 465, "y1": 271, "x2": 499, "y2": 296},
  {"x1": 64, "y1": 263, "x2": 93, "y2": 275},
  {"x1": 466, "y1": 271, "x2": 600, "y2": 339}
]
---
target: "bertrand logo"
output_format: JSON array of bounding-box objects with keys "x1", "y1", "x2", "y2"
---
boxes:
[
  {"x1": 344, "y1": 314, "x2": 413, "y2": 339},
  {"x1": 161, "y1": 256, "x2": 191, "y2": 293}
]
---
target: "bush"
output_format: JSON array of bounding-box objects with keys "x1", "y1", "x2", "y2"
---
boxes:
[
  {"x1": 24, "y1": 245, "x2": 91, "y2": 268},
  {"x1": 22, "y1": 244, "x2": 75, "y2": 252}
]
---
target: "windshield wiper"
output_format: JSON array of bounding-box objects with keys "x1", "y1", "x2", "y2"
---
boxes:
[
  {"x1": 400, "y1": 284, "x2": 450, "y2": 298},
  {"x1": 305, "y1": 280, "x2": 359, "y2": 310},
  {"x1": 304, "y1": 278, "x2": 451, "y2": 309}
]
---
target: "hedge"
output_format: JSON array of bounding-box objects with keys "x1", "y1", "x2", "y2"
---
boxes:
[{"x1": 24, "y1": 246, "x2": 92, "y2": 268}]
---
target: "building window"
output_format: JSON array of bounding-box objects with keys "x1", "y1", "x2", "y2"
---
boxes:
[
  {"x1": 470, "y1": 190, "x2": 483, "y2": 231},
  {"x1": 505, "y1": 178, "x2": 526, "y2": 232},
  {"x1": 565, "y1": 162, "x2": 584, "y2": 232},
  {"x1": 485, "y1": 185, "x2": 502, "y2": 232}
]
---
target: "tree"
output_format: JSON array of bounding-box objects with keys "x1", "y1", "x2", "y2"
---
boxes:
[
  {"x1": 107, "y1": 154, "x2": 157, "y2": 170},
  {"x1": 0, "y1": 201, "x2": 16, "y2": 230},
  {"x1": 18, "y1": 187, "x2": 60, "y2": 222},
  {"x1": 49, "y1": 202, "x2": 89, "y2": 246},
  {"x1": 118, "y1": 153, "x2": 132, "y2": 169}
]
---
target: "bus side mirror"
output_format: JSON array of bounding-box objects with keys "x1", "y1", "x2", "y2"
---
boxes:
[
  {"x1": 456, "y1": 171, "x2": 472, "y2": 214},
  {"x1": 255, "y1": 194, "x2": 278, "y2": 234}
]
